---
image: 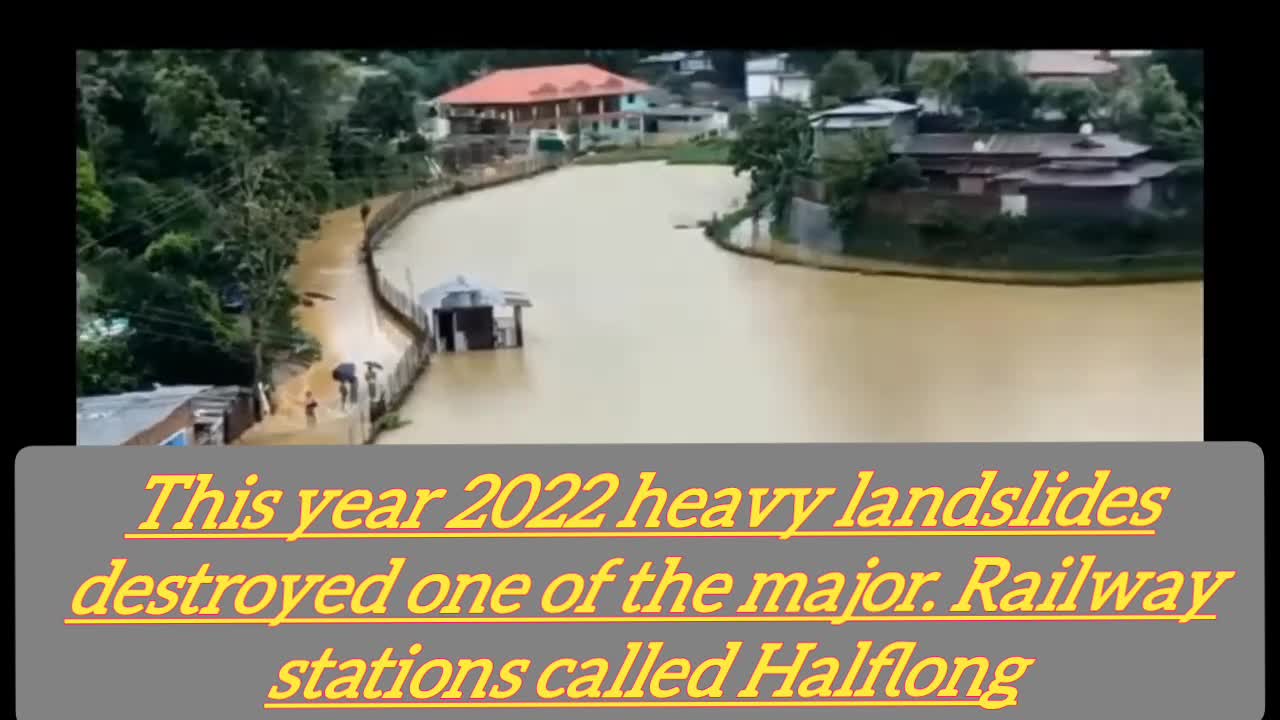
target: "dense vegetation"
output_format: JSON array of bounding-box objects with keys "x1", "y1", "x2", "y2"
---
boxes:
[
  {"x1": 75, "y1": 49, "x2": 699, "y2": 397},
  {"x1": 727, "y1": 49, "x2": 1203, "y2": 228}
]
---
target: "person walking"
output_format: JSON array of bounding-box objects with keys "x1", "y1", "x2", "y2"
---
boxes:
[
  {"x1": 365, "y1": 365, "x2": 379, "y2": 405},
  {"x1": 304, "y1": 391, "x2": 318, "y2": 428},
  {"x1": 338, "y1": 381, "x2": 349, "y2": 410}
]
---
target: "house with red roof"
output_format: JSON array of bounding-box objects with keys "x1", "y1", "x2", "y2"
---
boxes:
[{"x1": 435, "y1": 64, "x2": 653, "y2": 147}]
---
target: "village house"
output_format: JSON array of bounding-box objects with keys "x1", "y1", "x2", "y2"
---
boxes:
[
  {"x1": 642, "y1": 105, "x2": 730, "y2": 136},
  {"x1": 1014, "y1": 50, "x2": 1119, "y2": 88},
  {"x1": 419, "y1": 275, "x2": 532, "y2": 353},
  {"x1": 435, "y1": 64, "x2": 652, "y2": 147},
  {"x1": 805, "y1": 94, "x2": 1176, "y2": 220},
  {"x1": 810, "y1": 98, "x2": 921, "y2": 160},
  {"x1": 77, "y1": 385, "x2": 256, "y2": 446},
  {"x1": 746, "y1": 54, "x2": 813, "y2": 112},
  {"x1": 637, "y1": 51, "x2": 714, "y2": 76}
]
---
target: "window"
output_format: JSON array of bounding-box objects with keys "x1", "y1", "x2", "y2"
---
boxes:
[
  {"x1": 626, "y1": 94, "x2": 635, "y2": 103},
  {"x1": 611, "y1": 119, "x2": 620, "y2": 129},
  {"x1": 592, "y1": 121, "x2": 599, "y2": 131}
]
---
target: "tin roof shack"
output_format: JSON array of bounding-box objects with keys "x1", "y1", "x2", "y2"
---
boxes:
[
  {"x1": 419, "y1": 276, "x2": 532, "y2": 353},
  {"x1": 810, "y1": 98, "x2": 920, "y2": 161},
  {"x1": 996, "y1": 160, "x2": 1178, "y2": 220},
  {"x1": 77, "y1": 385, "x2": 256, "y2": 446},
  {"x1": 892, "y1": 132, "x2": 1151, "y2": 195}
]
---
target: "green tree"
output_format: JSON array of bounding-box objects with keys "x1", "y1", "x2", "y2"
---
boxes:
[
  {"x1": 1116, "y1": 64, "x2": 1203, "y2": 160},
  {"x1": 77, "y1": 333, "x2": 141, "y2": 396},
  {"x1": 821, "y1": 131, "x2": 920, "y2": 234},
  {"x1": 348, "y1": 75, "x2": 417, "y2": 140},
  {"x1": 862, "y1": 50, "x2": 915, "y2": 88},
  {"x1": 909, "y1": 55, "x2": 964, "y2": 114},
  {"x1": 812, "y1": 52, "x2": 881, "y2": 107},
  {"x1": 954, "y1": 51, "x2": 1037, "y2": 129},
  {"x1": 1150, "y1": 50, "x2": 1203, "y2": 111},
  {"x1": 728, "y1": 100, "x2": 813, "y2": 223},
  {"x1": 76, "y1": 149, "x2": 114, "y2": 257},
  {"x1": 1039, "y1": 82, "x2": 1103, "y2": 128}
]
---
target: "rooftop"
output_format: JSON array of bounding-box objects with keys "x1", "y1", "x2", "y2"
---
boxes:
[
  {"x1": 1016, "y1": 50, "x2": 1119, "y2": 77},
  {"x1": 746, "y1": 54, "x2": 799, "y2": 74},
  {"x1": 419, "y1": 275, "x2": 532, "y2": 310},
  {"x1": 436, "y1": 64, "x2": 651, "y2": 106},
  {"x1": 997, "y1": 159, "x2": 1177, "y2": 188},
  {"x1": 895, "y1": 133, "x2": 1149, "y2": 160},
  {"x1": 811, "y1": 98, "x2": 919, "y2": 119},
  {"x1": 77, "y1": 385, "x2": 212, "y2": 446},
  {"x1": 638, "y1": 51, "x2": 706, "y2": 64},
  {"x1": 811, "y1": 98, "x2": 919, "y2": 129},
  {"x1": 644, "y1": 105, "x2": 720, "y2": 118}
]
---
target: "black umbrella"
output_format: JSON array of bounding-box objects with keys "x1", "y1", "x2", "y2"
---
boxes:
[
  {"x1": 332, "y1": 363, "x2": 358, "y2": 383},
  {"x1": 364, "y1": 361, "x2": 384, "y2": 370}
]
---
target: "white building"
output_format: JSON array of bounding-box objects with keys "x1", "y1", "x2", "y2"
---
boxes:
[
  {"x1": 418, "y1": 275, "x2": 532, "y2": 353},
  {"x1": 746, "y1": 54, "x2": 813, "y2": 112},
  {"x1": 643, "y1": 106, "x2": 730, "y2": 136},
  {"x1": 809, "y1": 98, "x2": 920, "y2": 160},
  {"x1": 637, "y1": 51, "x2": 714, "y2": 76}
]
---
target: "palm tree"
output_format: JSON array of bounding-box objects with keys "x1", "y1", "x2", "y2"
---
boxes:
[{"x1": 911, "y1": 55, "x2": 964, "y2": 115}]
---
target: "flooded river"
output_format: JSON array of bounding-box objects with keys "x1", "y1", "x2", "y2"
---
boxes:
[{"x1": 374, "y1": 163, "x2": 1202, "y2": 443}]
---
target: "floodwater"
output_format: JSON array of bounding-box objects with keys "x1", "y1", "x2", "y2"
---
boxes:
[
  {"x1": 374, "y1": 162, "x2": 1203, "y2": 444},
  {"x1": 239, "y1": 197, "x2": 411, "y2": 445}
]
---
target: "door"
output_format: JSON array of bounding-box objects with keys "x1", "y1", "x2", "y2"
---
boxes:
[
  {"x1": 435, "y1": 310, "x2": 456, "y2": 352},
  {"x1": 454, "y1": 307, "x2": 497, "y2": 350}
]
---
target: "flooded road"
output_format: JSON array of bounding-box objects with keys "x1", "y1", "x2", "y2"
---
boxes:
[
  {"x1": 239, "y1": 197, "x2": 412, "y2": 445},
  {"x1": 375, "y1": 163, "x2": 1202, "y2": 443}
]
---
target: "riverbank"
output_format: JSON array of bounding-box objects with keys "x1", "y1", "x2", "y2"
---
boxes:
[
  {"x1": 703, "y1": 207, "x2": 1204, "y2": 287},
  {"x1": 575, "y1": 139, "x2": 732, "y2": 166}
]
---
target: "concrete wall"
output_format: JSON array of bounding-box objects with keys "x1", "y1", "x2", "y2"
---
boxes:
[
  {"x1": 867, "y1": 190, "x2": 1001, "y2": 222},
  {"x1": 747, "y1": 74, "x2": 812, "y2": 111},
  {"x1": 1024, "y1": 186, "x2": 1137, "y2": 220},
  {"x1": 787, "y1": 197, "x2": 845, "y2": 254}
]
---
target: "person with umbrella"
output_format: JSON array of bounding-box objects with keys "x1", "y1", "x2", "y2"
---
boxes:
[
  {"x1": 333, "y1": 363, "x2": 358, "y2": 410},
  {"x1": 365, "y1": 362, "x2": 382, "y2": 405}
]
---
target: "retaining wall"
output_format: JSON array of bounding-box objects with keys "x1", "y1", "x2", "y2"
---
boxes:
[{"x1": 359, "y1": 155, "x2": 564, "y2": 441}]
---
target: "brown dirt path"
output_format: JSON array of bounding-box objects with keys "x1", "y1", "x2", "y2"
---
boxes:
[{"x1": 238, "y1": 197, "x2": 413, "y2": 445}]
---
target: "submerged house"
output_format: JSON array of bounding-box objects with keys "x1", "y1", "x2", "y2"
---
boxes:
[{"x1": 419, "y1": 276, "x2": 532, "y2": 353}]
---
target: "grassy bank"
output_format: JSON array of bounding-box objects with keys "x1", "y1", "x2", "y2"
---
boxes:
[
  {"x1": 576, "y1": 139, "x2": 732, "y2": 166},
  {"x1": 703, "y1": 204, "x2": 1203, "y2": 285}
]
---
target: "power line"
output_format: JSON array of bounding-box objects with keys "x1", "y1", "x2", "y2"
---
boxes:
[{"x1": 92, "y1": 306, "x2": 313, "y2": 348}]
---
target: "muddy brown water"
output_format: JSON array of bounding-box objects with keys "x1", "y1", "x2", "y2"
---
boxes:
[
  {"x1": 366, "y1": 162, "x2": 1200, "y2": 443},
  {"x1": 238, "y1": 197, "x2": 411, "y2": 445}
]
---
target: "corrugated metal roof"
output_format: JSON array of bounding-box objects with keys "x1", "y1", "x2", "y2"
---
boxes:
[
  {"x1": 1130, "y1": 160, "x2": 1178, "y2": 179},
  {"x1": 419, "y1": 276, "x2": 532, "y2": 310},
  {"x1": 815, "y1": 116, "x2": 894, "y2": 130},
  {"x1": 1017, "y1": 50, "x2": 1119, "y2": 77},
  {"x1": 896, "y1": 133, "x2": 1149, "y2": 159},
  {"x1": 810, "y1": 98, "x2": 918, "y2": 121},
  {"x1": 77, "y1": 385, "x2": 212, "y2": 446},
  {"x1": 639, "y1": 51, "x2": 692, "y2": 64},
  {"x1": 996, "y1": 168, "x2": 1142, "y2": 188}
]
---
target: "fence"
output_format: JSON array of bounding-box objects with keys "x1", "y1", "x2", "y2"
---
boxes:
[{"x1": 357, "y1": 153, "x2": 564, "y2": 440}]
